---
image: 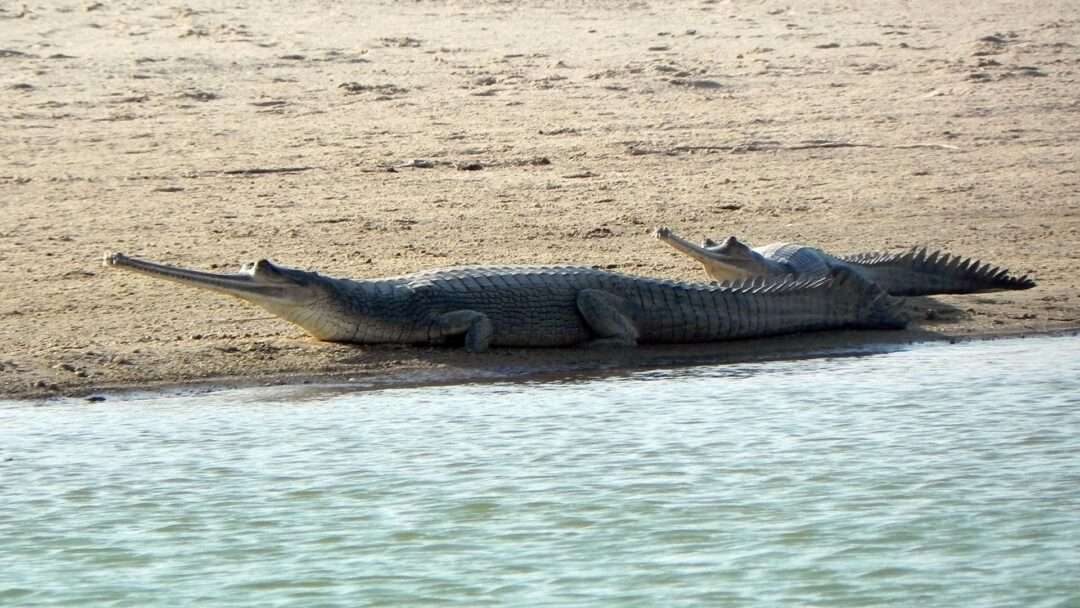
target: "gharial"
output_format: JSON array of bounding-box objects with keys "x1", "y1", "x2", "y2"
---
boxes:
[
  {"x1": 104, "y1": 252, "x2": 907, "y2": 352},
  {"x1": 653, "y1": 227, "x2": 1035, "y2": 297}
]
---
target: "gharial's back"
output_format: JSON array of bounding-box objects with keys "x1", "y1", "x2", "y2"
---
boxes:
[{"x1": 751, "y1": 243, "x2": 834, "y2": 277}]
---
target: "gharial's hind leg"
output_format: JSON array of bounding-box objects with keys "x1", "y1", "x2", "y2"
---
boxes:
[
  {"x1": 576, "y1": 289, "x2": 639, "y2": 347},
  {"x1": 434, "y1": 310, "x2": 494, "y2": 352}
]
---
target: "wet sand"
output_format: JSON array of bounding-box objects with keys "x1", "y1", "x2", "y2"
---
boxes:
[{"x1": 2, "y1": 0, "x2": 1078, "y2": 399}]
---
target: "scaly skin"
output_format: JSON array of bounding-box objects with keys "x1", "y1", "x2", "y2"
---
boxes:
[
  {"x1": 105, "y1": 252, "x2": 906, "y2": 352},
  {"x1": 654, "y1": 227, "x2": 1035, "y2": 296}
]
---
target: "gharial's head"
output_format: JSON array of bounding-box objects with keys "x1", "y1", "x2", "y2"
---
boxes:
[
  {"x1": 653, "y1": 227, "x2": 771, "y2": 282},
  {"x1": 105, "y1": 253, "x2": 345, "y2": 338}
]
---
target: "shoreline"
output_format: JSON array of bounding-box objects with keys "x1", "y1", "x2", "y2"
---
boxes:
[{"x1": 7, "y1": 326, "x2": 1076, "y2": 403}]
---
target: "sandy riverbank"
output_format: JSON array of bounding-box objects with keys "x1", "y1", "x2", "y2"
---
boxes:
[{"x1": 2, "y1": 0, "x2": 1078, "y2": 400}]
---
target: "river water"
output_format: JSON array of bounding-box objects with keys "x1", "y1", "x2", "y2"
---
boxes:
[{"x1": 2, "y1": 336, "x2": 1078, "y2": 606}]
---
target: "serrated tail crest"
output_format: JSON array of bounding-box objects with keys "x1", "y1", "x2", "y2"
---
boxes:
[{"x1": 838, "y1": 247, "x2": 1035, "y2": 296}]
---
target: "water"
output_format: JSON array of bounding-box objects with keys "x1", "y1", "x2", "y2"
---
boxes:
[{"x1": 2, "y1": 336, "x2": 1079, "y2": 607}]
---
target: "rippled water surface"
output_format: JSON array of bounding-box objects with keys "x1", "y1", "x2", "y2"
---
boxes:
[{"x1": 2, "y1": 336, "x2": 1079, "y2": 606}]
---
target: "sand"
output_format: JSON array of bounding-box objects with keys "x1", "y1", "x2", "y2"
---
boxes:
[{"x1": 2, "y1": 0, "x2": 1078, "y2": 399}]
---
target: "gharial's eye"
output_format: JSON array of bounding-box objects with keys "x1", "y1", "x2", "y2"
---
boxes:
[{"x1": 252, "y1": 259, "x2": 282, "y2": 278}]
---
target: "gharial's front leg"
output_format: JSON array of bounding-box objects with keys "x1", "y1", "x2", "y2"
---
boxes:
[
  {"x1": 576, "y1": 289, "x2": 640, "y2": 347},
  {"x1": 433, "y1": 310, "x2": 494, "y2": 352}
]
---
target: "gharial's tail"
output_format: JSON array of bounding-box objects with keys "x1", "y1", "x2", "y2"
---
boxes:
[{"x1": 838, "y1": 248, "x2": 1036, "y2": 297}]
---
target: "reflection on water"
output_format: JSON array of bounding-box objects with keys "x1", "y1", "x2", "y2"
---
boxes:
[{"x1": 1, "y1": 336, "x2": 1078, "y2": 606}]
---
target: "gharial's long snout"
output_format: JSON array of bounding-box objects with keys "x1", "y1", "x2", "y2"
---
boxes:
[
  {"x1": 104, "y1": 252, "x2": 286, "y2": 301},
  {"x1": 653, "y1": 227, "x2": 759, "y2": 281}
]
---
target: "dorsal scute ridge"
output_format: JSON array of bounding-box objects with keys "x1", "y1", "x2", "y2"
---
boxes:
[
  {"x1": 421, "y1": 264, "x2": 855, "y2": 296},
  {"x1": 839, "y1": 250, "x2": 909, "y2": 266},
  {"x1": 723, "y1": 272, "x2": 814, "y2": 294}
]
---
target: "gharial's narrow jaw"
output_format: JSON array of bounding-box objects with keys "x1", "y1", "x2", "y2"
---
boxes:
[
  {"x1": 105, "y1": 253, "x2": 364, "y2": 342},
  {"x1": 104, "y1": 252, "x2": 324, "y2": 310},
  {"x1": 653, "y1": 227, "x2": 767, "y2": 282}
]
